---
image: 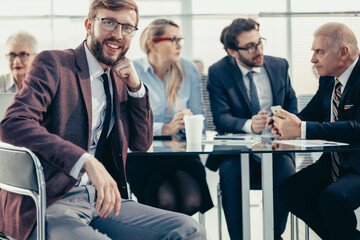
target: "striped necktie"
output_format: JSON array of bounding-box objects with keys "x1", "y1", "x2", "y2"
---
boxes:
[
  {"x1": 247, "y1": 71, "x2": 261, "y2": 116},
  {"x1": 331, "y1": 79, "x2": 342, "y2": 181}
]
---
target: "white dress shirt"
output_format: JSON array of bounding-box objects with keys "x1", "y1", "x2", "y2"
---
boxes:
[
  {"x1": 0, "y1": 73, "x2": 18, "y2": 93},
  {"x1": 236, "y1": 62, "x2": 273, "y2": 134}
]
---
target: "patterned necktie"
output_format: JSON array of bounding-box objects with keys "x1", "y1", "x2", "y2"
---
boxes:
[
  {"x1": 247, "y1": 71, "x2": 261, "y2": 115},
  {"x1": 95, "y1": 73, "x2": 112, "y2": 161},
  {"x1": 331, "y1": 79, "x2": 342, "y2": 181}
]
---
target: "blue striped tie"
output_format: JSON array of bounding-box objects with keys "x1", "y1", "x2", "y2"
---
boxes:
[
  {"x1": 247, "y1": 71, "x2": 261, "y2": 116},
  {"x1": 331, "y1": 79, "x2": 342, "y2": 181}
]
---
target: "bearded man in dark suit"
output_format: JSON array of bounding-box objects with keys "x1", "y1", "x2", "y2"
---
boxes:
[{"x1": 206, "y1": 18, "x2": 298, "y2": 240}]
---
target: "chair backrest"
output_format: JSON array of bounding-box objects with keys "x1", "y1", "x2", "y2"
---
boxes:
[
  {"x1": 297, "y1": 94, "x2": 314, "y2": 112},
  {"x1": 0, "y1": 93, "x2": 16, "y2": 120},
  {"x1": 200, "y1": 75, "x2": 216, "y2": 131},
  {"x1": 0, "y1": 142, "x2": 39, "y2": 191},
  {"x1": 295, "y1": 94, "x2": 317, "y2": 172},
  {"x1": 0, "y1": 142, "x2": 46, "y2": 240}
]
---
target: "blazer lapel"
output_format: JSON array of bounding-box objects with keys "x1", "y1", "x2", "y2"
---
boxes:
[
  {"x1": 341, "y1": 58, "x2": 360, "y2": 101},
  {"x1": 228, "y1": 57, "x2": 252, "y2": 111},
  {"x1": 110, "y1": 71, "x2": 126, "y2": 165},
  {"x1": 75, "y1": 43, "x2": 92, "y2": 140}
]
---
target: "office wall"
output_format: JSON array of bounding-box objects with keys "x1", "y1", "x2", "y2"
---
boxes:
[{"x1": 0, "y1": 0, "x2": 359, "y2": 96}]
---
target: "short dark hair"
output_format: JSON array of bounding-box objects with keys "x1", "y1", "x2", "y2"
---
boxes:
[
  {"x1": 221, "y1": 18, "x2": 260, "y2": 51},
  {"x1": 88, "y1": 0, "x2": 139, "y2": 27}
]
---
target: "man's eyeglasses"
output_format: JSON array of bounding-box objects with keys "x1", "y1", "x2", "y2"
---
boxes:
[
  {"x1": 6, "y1": 52, "x2": 32, "y2": 61},
  {"x1": 93, "y1": 17, "x2": 138, "y2": 37},
  {"x1": 153, "y1": 37, "x2": 184, "y2": 46},
  {"x1": 235, "y1": 37, "x2": 266, "y2": 54}
]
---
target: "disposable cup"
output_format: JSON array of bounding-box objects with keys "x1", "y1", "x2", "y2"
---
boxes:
[
  {"x1": 186, "y1": 143, "x2": 202, "y2": 152},
  {"x1": 183, "y1": 114, "x2": 204, "y2": 144}
]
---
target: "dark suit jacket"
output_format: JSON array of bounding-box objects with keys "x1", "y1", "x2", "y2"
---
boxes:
[
  {"x1": 206, "y1": 55, "x2": 297, "y2": 171},
  {"x1": 298, "y1": 57, "x2": 360, "y2": 174},
  {"x1": 0, "y1": 42, "x2": 153, "y2": 240}
]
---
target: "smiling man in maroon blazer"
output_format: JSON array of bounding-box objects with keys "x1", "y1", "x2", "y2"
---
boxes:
[{"x1": 0, "y1": 0, "x2": 206, "y2": 240}]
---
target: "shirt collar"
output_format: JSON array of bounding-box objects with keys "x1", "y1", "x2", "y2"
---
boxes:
[
  {"x1": 5, "y1": 73, "x2": 18, "y2": 92},
  {"x1": 142, "y1": 57, "x2": 155, "y2": 74},
  {"x1": 337, "y1": 57, "x2": 359, "y2": 87},
  {"x1": 84, "y1": 41, "x2": 107, "y2": 79},
  {"x1": 236, "y1": 61, "x2": 261, "y2": 77}
]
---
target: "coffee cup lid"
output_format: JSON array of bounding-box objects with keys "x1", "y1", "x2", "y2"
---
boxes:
[{"x1": 183, "y1": 114, "x2": 205, "y2": 120}]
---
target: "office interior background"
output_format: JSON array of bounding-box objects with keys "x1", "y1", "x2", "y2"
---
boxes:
[
  {"x1": 0, "y1": 1, "x2": 359, "y2": 239},
  {"x1": 0, "y1": 0, "x2": 359, "y2": 97}
]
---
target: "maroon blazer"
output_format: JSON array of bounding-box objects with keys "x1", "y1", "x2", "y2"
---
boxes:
[{"x1": 0, "y1": 42, "x2": 153, "y2": 240}]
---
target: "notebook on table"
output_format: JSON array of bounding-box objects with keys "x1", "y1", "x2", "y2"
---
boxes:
[{"x1": 0, "y1": 93, "x2": 16, "y2": 120}]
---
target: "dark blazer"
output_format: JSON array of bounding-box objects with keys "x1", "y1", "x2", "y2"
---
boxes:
[
  {"x1": 298, "y1": 57, "x2": 360, "y2": 173},
  {"x1": 206, "y1": 55, "x2": 297, "y2": 170},
  {"x1": 0, "y1": 43, "x2": 153, "y2": 240}
]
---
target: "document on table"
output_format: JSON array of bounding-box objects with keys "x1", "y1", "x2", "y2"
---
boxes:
[
  {"x1": 202, "y1": 134, "x2": 262, "y2": 146},
  {"x1": 272, "y1": 139, "x2": 349, "y2": 147}
]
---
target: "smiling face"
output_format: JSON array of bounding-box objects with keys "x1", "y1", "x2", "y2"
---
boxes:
[
  {"x1": 311, "y1": 34, "x2": 343, "y2": 77},
  {"x1": 152, "y1": 25, "x2": 182, "y2": 65},
  {"x1": 7, "y1": 42, "x2": 35, "y2": 80},
  {"x1": 227, "y1": 29, "x2": 264, "y2": 70},
  {"x1": 85, "y1": 7, "x2": 137, "y2": 69}
]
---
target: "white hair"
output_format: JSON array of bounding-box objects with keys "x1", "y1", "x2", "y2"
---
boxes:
[
  {"x1": 6, "y1": 31, "x2": 38, "y2": 53},
  {"x1": 314, "y1": 22, "x2": 359, "y2": 56}
]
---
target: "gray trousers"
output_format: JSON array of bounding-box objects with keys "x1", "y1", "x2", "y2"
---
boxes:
[{"x1": 28, "y1": 185, "x2": 206, "y2": 240}]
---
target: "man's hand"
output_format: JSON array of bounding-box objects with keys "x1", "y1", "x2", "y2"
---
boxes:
[
  {"x1": 113, "y1": 57, "x2": 141, "y2": 92},
  {"x1": 83, "y1": 155, "x2": 121, "y2": 218},
  {"x1": 271, "y1": 109, "x2": 301, "y2": 139},
  {"x1": 251, "y1": 110, "x2": 268, "y2": 134},
  {"x1": 162, "y1": 109, "x2": 193, "y2": 135}
]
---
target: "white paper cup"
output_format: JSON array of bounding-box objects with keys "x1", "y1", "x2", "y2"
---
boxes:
[
  {"x1": 186, "y1": 143, "x2": 202, "y2": 152},
  {"x1": 183, "y1": 114, "x2": 204, "y2": 144}
]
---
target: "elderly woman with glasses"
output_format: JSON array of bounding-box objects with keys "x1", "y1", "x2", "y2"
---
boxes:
[
  {"x1": 0, "y1": 31, "x2": 38, "y2": 92},
  {"x1": 126, "y1": 18, "x2": 213, "y2": 216}
]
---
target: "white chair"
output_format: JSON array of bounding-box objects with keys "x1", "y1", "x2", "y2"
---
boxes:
[
  {"x1": 0, "y1": 142, "x2": 46, "y2": 240},
  {"x1": 292, "y1": 94, "x2": 314, "y2": 240}
]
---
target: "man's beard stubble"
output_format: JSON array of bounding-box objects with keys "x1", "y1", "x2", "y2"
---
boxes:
[
  {"x1": 237, "y1": 52, "x2": 263, "y2": 68},
  {"x1": 90, "y1": 32, "x2": 129, "y2": 66}
]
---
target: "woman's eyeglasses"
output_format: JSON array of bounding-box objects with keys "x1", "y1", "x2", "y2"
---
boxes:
[
  {"x1": 153, "y1": 37, "x2": 184, "y2": 46},
  {"x1": 6, "y1": 52, "x2": 32, "y2": 61}
]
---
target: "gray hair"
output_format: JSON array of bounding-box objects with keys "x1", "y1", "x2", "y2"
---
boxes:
[
  {"x1": 314, "y1": 22, "x2": 359, "y2": 56},
  {"x1": 6, "y1": 31, "x2": 38, "y2": 53}
]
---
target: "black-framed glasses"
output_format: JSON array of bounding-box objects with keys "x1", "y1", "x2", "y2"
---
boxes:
[
  {"x1": 153, "y1": 37, "x2": 184, "y2": 46},
  {"x1": 6, "y1": 52, "x2": 31, "y2": 61},
  {"x1": 235, "y1": 37, "x2": 266, "y2": 54},
  {"x1": 93, "y1": 17, "x2": 138, "y2": 37}
]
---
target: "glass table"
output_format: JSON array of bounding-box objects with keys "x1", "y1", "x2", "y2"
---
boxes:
[{"x1": 129, "y1": 136, "x2": 360, "y2": 240}]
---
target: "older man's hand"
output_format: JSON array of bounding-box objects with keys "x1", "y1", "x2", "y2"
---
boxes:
[{"x1": 271, "y1": 109, "x2": 301, "y2": 140}]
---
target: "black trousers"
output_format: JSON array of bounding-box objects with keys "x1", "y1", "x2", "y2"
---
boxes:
[
  {"x1": 279, "y1": 155, "x2": 360, "y2": 240},
  {"x1": 126, "y1": 154, "x2": 213, "y2": 214},
  {"x1": 219, "y1": 152, "x2": 295, "y2": 240}
]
